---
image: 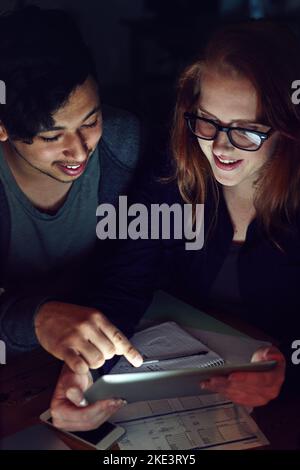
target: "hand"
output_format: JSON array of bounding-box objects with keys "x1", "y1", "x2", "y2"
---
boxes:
[
  {"x1": 50, "y1": 364, "x2": 126, "y2": 431},
  {"x1": 35, "y1": 301, "x2": 143, "y2": 373},
  {"x1": 200, "y1": 346, "x2": 286, "y2": 407}
]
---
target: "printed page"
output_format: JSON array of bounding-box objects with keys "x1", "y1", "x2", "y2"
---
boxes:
[
  {"x1": 111, "y1": 394, "x2": 269, "y2": 451},
  {"x1": 110, "y1": 322, "x2": 223, "y2": 374}
]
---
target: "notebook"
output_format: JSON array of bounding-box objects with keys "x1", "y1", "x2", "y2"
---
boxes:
[{"x1": 109, "y1": 321, "x2": 224, "y2": 374}]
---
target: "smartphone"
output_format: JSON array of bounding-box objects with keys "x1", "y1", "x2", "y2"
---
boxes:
[{"x1": 40, "y1": 410, "x2": 125, "y2": 450}]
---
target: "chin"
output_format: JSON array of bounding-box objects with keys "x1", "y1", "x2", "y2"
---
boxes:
[
  {"x1": 49, "y1": 172, "x2": 76, "y2": 184},
  {"x1": 214, "y1": 175, "x2": 240, "y2": 187}
]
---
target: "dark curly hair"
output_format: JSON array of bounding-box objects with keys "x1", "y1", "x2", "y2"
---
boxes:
[{"x1": 0, "y1": 6, "x2": 97, "y2": 143}]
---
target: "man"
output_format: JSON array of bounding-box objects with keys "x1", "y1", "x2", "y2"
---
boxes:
[{"x1": 0, "y1": 3, "x2": 143, "y2": 407}]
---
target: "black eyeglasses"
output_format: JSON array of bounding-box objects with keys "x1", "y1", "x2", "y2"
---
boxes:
[{"x1": 184, "y1": 112, "x2": 273, "y2": 151}]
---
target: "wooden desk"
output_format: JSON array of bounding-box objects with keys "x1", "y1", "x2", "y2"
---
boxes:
[
  {"x1": 1, "y1": 316, "x2": 299, "y2": 450},
  {"x1": 0, "y1": 349, "x2": 61, "y2": 440}
]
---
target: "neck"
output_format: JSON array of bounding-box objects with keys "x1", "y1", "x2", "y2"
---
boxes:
[
  {"x1": 222, "y1": 178, "x2": 256, "y2": 204},
  {"x1": 222, "y1": 178, "x2": 257, "y2": 243}
]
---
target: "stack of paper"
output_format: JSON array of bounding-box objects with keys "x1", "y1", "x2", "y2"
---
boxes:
[{"x1": 109, "y1": 321, "x2": 269, "y2": 450}]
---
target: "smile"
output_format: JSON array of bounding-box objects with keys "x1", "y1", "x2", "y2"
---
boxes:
[
  {"x1": 213, "y1": 153, "x2": 243, "y2": 171},
  {"x1": 56, "y1": 161, "x2": 87, "y2": 177},
  {"x1": 63, "y1": 164, "x2": 81, "y2": 169}
]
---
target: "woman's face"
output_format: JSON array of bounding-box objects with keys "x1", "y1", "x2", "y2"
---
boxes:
[{"x1": 197, "y1": 68, "x2": 278, "y2": 193}]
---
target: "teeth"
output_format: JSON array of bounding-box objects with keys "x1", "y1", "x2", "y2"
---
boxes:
[
  {"x1": 65, "y1": 165, "x2": 80, "y2": 169},
  {"x1": 218, "y1": 156, "x2": 238, "y2": 164}
]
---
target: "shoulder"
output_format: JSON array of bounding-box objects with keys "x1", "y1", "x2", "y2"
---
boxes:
[{"x1": 99, "y1": 104, "x2": 141, "y2": 171}]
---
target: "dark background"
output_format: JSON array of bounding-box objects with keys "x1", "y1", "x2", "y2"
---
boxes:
[{"x1": 1, "y1": 0, "x2": 300, "y2": 158}]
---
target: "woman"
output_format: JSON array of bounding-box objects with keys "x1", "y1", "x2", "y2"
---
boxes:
[{"x1": 51, "y1": 21, "x2": 299, "y2": 430}]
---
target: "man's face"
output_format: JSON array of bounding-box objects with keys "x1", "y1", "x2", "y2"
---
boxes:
[{"x1": 9, "y1": 77, "x2": 102, "y2": 183}]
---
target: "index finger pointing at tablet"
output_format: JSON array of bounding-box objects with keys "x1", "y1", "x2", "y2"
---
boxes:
[
  {"x1": 112, "y1": 329, "x2": 143, "y2": 367},
  {"x1": 97, "y1": 314, "x2": 143, "y2": 367}
]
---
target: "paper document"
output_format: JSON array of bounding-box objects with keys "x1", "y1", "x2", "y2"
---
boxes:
[
  {"x1": 108, "y1": 320, "x2": 269, "y2": 450},
  {"x1": 110, "y1": 322, "x2": 224, "y2": 373},
  {"x1": 111, "y1": 394, "x2": 269, "y2": 450}
]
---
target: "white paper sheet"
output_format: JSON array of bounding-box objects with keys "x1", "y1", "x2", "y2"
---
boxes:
[
  {"x1": 109, "y1": 321, "x2": 270, "y2": 450},
  {"x1": 111, "y1": 394, "x2": 269, "y2": 451},
  {"x1": 110, "y1": 322, "x2": 223, "y2": 374}
]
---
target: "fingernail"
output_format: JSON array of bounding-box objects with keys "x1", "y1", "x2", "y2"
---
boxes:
[
  {"x1": 132, "y1": 355, "x2": 143, "y2": 367},
  {"x1": 76, "y1": 362, "x2": 89, "y2": 374},
  {"x1": 79, "y1": 398, "x2": 88, "y2": 407},
  {"x1": 115, "y1": 399, "x2": 127, "y2": 407},
  {"x1": 263, "y1": 347, "x2": 272, "y2": 359},
  {"x1": 109, "y1": 399, "x2": 127, "y2": 408}
]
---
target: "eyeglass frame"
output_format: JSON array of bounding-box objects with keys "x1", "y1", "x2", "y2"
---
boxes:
[{"x1": 184, "y1": 112, "x2": 273, "y2": 152}]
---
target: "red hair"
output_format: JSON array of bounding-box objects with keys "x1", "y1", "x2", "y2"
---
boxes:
[{"x1": 171, "y1": 21, "x2": 300, "y2": 240}]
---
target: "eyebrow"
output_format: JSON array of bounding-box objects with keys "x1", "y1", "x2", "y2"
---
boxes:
[
  {"x1": 197, "y1": 106, "x2": 264, "y2": 127},
  {"x1": 39, "y1": 105, "x2": 101, "y2": 133}
]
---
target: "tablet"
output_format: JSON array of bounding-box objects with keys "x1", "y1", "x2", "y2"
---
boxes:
[{"x1": 84, "y1": 360, "x2": 277, "y2": 404}]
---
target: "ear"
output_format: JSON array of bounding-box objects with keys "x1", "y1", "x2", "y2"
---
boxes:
[{"x1": 0, "y1": 122, "x2": 8, "y2": 141}]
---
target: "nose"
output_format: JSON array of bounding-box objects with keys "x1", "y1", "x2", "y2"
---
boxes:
[
  {"x1": 212, "y1": 129, "x2": 234, "y2": 155},
  {"x1": 62, "y1": 132, "x2": 88, "y2": 162}
]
